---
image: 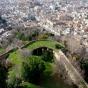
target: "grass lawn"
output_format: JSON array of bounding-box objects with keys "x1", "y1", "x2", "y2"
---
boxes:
[
  {"x1": 20, "y1": 82, "x2": 42, "y2": 88},
  {"x1": 0, "y1": 47, "x2": 4, "y2": 54},
  {"x1": 8, "y1": 50, "x2": 22, "y2": 64},
  {"x1": 26, "y1": 40, "x2": 64, "y2": 50}
]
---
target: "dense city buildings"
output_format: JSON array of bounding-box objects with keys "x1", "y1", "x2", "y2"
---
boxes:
[{"x1": 0, "y1": 0, "x2": 88, "y2": 88}]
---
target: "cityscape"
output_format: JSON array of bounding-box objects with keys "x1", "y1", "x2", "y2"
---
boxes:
[{"x1": 0, "y1": 0, "x2": 88, "y2": 88}]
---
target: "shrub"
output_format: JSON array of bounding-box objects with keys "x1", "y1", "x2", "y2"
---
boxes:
[
  {"x1": 7, "y1": 67, "x2": 22, "y2": 88},
  {"x1": 55, "y1": 44, "x2": 63, "y2": 49},
  {"x1": 37, "y1": 34, "x2": 49, "y2": 40},
  {"x1": 16, "y1": 32, "x2": 32, "y2": 41},
  {"x1": 42, "y1": 49, "x2": 54, "y2": 62}
]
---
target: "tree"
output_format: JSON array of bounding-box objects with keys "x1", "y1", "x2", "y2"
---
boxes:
[
  {"x1": 80, "y1": 59, "x2": 88, "y2": 82},
  {"x1": 22, "y1": 56, "x2": 45, "y2": 84},
  {"x1": 42, "y1": 49, "x2": 53, "y2": 62},
  {"x1": 6, "y1": 56, "x2": 49, "y2": 87},
  {"x1": 0, "y1": 64, "x2": 7, "y2": 88}
]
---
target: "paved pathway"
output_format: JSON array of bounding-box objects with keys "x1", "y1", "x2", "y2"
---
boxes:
[{"x1": 54, "y1": 50, "x2": 88, "y2": 88}]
